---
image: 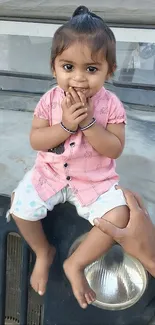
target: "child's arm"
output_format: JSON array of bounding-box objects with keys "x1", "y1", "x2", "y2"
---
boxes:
[
  {"x1": 30, "y1": 117, "x2": 70, "y2": 151},
  {"x1": 69, "y1": 87, "x2": 126, "y2": 159},
  {"x1": 30, "y1": 94, "x2": 88, "y2": 151},
  {"x1": 82, "y1": 122, "x2": 125, "y2": 159},
  {"x1": 81, "y1": 93, "x2": 126, "y2": 159}
]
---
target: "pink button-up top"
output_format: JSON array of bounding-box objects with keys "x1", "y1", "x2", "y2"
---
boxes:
[{"x1": 32, "y1": 86, "x2": 126, "y2": 206}]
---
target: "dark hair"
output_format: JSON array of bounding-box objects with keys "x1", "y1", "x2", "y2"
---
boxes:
[{"x1": 51, "y1": 6, "x2": 116, "y2": 74}]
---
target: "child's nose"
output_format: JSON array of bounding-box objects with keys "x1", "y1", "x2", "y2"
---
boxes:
[{"x1": 72, "y1": 72, "x2": 86, "y2": 82}]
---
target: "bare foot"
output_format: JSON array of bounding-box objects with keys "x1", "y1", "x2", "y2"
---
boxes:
[
  {"x1": 63, "y1": 259, "x2": 96, "y2": 309},
  {"x1": 30, "y1": 246, "x2": 56, "y2": 295}
]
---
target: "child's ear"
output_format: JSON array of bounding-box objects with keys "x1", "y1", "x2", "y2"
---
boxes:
[
  {"x1": 111, "y1": 63, "x2": 117, "y2": 77},
  {"x1": 52, "y1": 69, "x2": 56, "y2": 78},
  {"x1": 51, "y1": 62, "x2": 56, "y2": 78},
  {"x1": 106, "y1": 64, "x2": 117, "y2": 80}
]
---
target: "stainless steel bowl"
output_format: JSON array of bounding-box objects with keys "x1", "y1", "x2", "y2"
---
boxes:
[{"x1": 69, "y1": 234, "x2": 148, "y2": 310}]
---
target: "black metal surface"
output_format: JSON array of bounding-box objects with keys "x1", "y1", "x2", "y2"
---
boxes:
[
  {"x1": 0, "y1": 195, "x2": 11, "y2": 325},
  {"x1": 20, "y1": 243, "x2": 30, "y2": 325},
  {"x1": 0, "y1": 234, "x2": 7, "y2": 324},
  {"x1": 6, "y1": 233, "x2": 22, "y2": 324},
  {"x1": 0, "y1": 194, "x2": 155, "y2": 325},
  {"x1": 0, "y1": 195, "x2": 43, "y2": 325}
]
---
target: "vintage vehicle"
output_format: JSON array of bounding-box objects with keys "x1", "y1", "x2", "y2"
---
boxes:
[{"x1": 0, "y1": 1, "x2": 155, "y2": 324}]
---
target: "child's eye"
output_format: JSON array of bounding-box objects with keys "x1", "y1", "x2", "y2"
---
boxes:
[
  {"x1": 87, "y1": 66, "x2": 98, "y2": 73},
  {"x1": 63, "y1": 64, "x2": 73, "y2": 71}
]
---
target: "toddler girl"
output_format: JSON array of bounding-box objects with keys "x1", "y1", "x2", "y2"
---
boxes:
[{"x1": 9, "y1": 6, "x2": 129, "y2": 309}]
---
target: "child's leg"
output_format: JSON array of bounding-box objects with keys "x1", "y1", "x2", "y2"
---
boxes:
[
  {"x1": 9, "y1": 172, "x2": 58, "y2": 296},
  {"x1": 12, "y1": 211, "x2": 56, "y2": 295},
  {"x1": 64, "y1": 205, "x2": 129, "y2": 309},
  {"x1": 9, "y1": 170, "x2": 66, "y2": 295}
]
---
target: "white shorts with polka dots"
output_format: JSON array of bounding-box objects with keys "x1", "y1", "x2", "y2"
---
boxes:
[{"x1": 8, "y1": 169, "x2": 127, "y2": 226}]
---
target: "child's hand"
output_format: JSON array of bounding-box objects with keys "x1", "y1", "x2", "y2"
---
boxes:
[
  {"x1": 78, "y1": 97, "x2": 94, "y2": 129},
  {"x1": 68, "y1": 87, "x2": 94, "y2": 129},
  {"x1": 61, "y1": 94, "x2": 88, "y2": 131}
]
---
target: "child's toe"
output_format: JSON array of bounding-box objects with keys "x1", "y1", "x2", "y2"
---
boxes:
[
  {"x1": 38, "y1": 279, "x2": 46, "y2": 295},
  {"x1": 76, "y1": 291, "x2": 88, "y2": 309},
  {"x1": 85, "y1": 293, "x2": 93, "y2": 304},
  {"x1": 90, "y1": 290, "x2": 96, "y2": 301}
]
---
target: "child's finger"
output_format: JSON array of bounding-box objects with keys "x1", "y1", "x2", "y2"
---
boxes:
[
  {"x1": 75, "y1": 112, "x2": 88, "y2": 125},
  {"x1": 69, "y1": 87, "x2": 81, "y2": 103},
  {"x1": 69, "y1": 102, "x2": 86, "y2": 114},
  {"x1": 61, "y1": 97, "x2": 67, "y2": 111},
  {"x1": 66, "y1": 93, "x2": 72, "y2": 108},
  {"x1": 77, "y1": 91, "x2": 86, "y2": 105},
  {"x1": 93, "y1": 218, "x2": 126, "y2": 240},
  {"x1": 72, "y1": 107, "x2": 87, "y2": 119}
]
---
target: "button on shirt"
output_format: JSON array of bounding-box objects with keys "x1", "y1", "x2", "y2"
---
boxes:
[{"x1": 32, "y1": 86, "x2": 126, "y2": 206}]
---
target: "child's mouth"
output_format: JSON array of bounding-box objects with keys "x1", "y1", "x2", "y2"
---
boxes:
[{"x1": 73, "y1": 88, "x2": 88, "y2": 94}]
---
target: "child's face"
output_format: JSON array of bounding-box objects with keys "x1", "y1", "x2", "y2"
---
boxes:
[{"x1": 53, "y1": 42, "x2": 111, "y2": 98}]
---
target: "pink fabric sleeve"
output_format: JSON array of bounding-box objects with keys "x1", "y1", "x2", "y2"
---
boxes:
[
  {"x1": 108, "y1": 94, "x2": 127, "y2": 124},
  {"x1": 34, "y1": 96, "x2": 50, "y2": 120}
]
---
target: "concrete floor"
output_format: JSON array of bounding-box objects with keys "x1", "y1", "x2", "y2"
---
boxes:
[{"x1": 0, "y1": 105, "x2": 155, "y2": 223}]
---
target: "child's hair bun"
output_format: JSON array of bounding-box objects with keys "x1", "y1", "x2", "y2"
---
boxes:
[{"x1": 72, "y1": 6, "x2": 90, "y2": 18}]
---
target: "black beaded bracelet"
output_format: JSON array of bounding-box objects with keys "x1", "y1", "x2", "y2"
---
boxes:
[
  {"x1": 80, "y1": 118, "x2": 96, "y2": 131},
  {"x1": 60, "y1": 121, "x2": 78, "y2": 134}
]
